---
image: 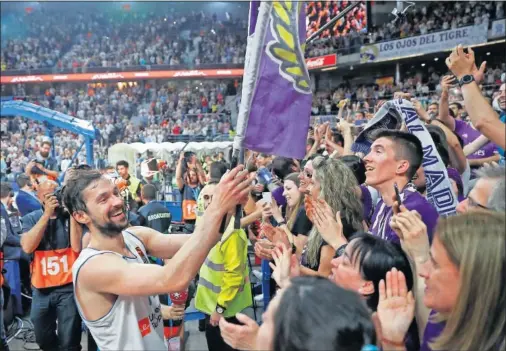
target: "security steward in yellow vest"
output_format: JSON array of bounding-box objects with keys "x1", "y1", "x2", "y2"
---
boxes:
[{"x1": 195, "y1": 181, "x2": 252, "y2": 351}]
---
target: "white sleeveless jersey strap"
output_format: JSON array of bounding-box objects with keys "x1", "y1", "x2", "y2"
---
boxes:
[{"x1": 72, "y1": 231, "x2": 166, "y2": 350}]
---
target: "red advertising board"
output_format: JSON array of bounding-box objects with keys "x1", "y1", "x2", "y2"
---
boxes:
[
  {"x1": 1, "y1": 55, "x2": 337, "y2": 84},
  {"x1": 0, "y1": 69, "x2": 245, "y2": 84},
  {"x1": 306, "y1": 54, "x2": 337, "y2": 70}
]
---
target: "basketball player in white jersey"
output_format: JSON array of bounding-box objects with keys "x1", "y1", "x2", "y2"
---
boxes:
[{"x1": 62, "y1": 166, "x2": 251, "y2": 350}]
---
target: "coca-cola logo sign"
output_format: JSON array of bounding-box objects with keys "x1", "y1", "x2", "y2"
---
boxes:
[
  {"x1": 173, "y1": 70, "x2": 207, "y2": 77},
  {"x1": 306, "y1": 58, "x2": 325, "y2": 68},
  {"x1": 10, "y1": 76, "x2": 43, "y2": 83},
  {"x1": 305, "y1": 54, "x2": 337, "y2": 70},
  {"x1": 91, "y1": 73, "x2": 125, "y2": 80}
]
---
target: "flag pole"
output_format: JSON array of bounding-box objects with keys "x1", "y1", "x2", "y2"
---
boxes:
[
  {"x1": 219, "y1": 2, "x2": 271, "y2": 231},
  {"x1": 306, "y1": 1, "x2": 362, "y2": 44},
  {"x1": 232, "y1": 1, "x2": 271, "y2": 159}
]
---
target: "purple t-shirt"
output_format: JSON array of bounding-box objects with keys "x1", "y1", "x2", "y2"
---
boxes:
[
  {"x1": 370, "y1": 187, "x2": 439, "y2": 245},
  {"x1": 272, "y1": 186, "x2": 287, "y2": 208},
  {"x1": 454, "y1": 120, "x2": 498, "y2": 160},
  {"x1": 360, "y1": 185, "x2": 373, "y2": 224},
  {"x1": 421, "y1": 310, "x2": 446, "y2": 351}
]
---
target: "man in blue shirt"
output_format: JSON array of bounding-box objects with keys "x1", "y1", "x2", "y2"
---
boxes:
[
  {"x1": 14, "y1": 174, "x2": 42, "y2": 217},
  {"x1": 138, "y1": 184, "x2": 171, "y2": 234}
]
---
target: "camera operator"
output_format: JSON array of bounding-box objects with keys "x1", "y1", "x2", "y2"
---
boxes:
[
  {"x1": 116, "y1": 160, "x2": 142, "y2": 212},
  {"x1": 138, "y1": 184, "x2": 172, "y2": 234},
  {"x1": 20, "y1": 180, "x2": 83, "y2": 351},
  {"x1": 176, "y1": 151, "x2": 206, "y2": 233},
  {"x1": 25, "y1": 140, "x2": 60, "y2": 183},
  {"x1": 141, "y1": 171, "x2": 163, "y2": 197},
  {"x1": 140, "y1": 159, "x2": 164, "y2": 201}
]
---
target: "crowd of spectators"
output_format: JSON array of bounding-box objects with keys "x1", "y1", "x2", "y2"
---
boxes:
[
  {"x1": 367, "y1": 1, "x2": 503, "y2": 43},
  {"x1": 1, "y1": 5, "x2": 247, "y2": 71},
  {"x1": 1, "y1": 60, "x2": 503, "y2": 180},
  {"x1": 306, "y1": 1, "x2": 368, "y2": 39},
  {"x1": 1, "y1": 5, "x2": 506, "y2": 347},
  {"x1": 311, "y1": 63, "x2": 505, "y2": 116},
  {"x1": 2, "y1": 1, "x2": 503, "y2": 67},
  {"x1": 0, "y1": 80, "x2": 237, "y2": 180},
  {"x1": 306, "y1": 1, "x2": 504, "y2": 57},
  {"x1": 57, "y1": 11, "x2": 246, "y2": 70}
]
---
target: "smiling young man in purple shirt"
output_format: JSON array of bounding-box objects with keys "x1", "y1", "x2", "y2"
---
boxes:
[{"x1": 364, "y1": 130, "x2": 439, "y2": 244}]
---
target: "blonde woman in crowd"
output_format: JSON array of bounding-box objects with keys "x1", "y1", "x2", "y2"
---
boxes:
[
  {"x1": 390, "y1": 209, "x2": 505, "y2": 351},
  {"x1": 301, "y1": 156, "x2": 364, "y2": 277}
]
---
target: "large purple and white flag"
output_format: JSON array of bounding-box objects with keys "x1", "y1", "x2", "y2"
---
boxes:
[{"x1": 234, "y1": 2, "x2": 312, "y2": 159}]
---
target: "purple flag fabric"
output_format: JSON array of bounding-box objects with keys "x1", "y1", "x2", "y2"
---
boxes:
[
  {"x1": 242, "y1": 2, "x2": 312, "y2": 159},
  {"x1": 248, "y1": 1, "x2": 261, "y2": 36}
]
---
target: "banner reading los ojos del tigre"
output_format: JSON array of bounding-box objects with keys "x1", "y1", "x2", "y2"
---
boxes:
[{"x1": 360, "y1": 23, "x2": 489, "y2": 64}]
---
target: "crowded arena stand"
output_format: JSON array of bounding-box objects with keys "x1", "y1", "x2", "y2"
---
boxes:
[{"x1": 1, "y1": 1, "x2": 505, "y2": 351}]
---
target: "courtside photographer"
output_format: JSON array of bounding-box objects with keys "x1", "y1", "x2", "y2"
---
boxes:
[{"x1": 20, "y1": 180, "x2": 83, "y2": 351}]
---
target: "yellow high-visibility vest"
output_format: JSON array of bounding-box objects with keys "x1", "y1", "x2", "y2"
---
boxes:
[
  {"x1": 128, "y1": 175, "x2": 141, "y2": 197},
  {"x1": 195, "y1": 218, "x2": 252, "y2": 318}
]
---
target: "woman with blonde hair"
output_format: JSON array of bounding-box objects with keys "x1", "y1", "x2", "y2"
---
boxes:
[
  {"x1": 301, "y1": 156, "x2": 364, "y2": 277},
  {"x1": 389, "y1": 209, "x2": 505, "y2": 351}
]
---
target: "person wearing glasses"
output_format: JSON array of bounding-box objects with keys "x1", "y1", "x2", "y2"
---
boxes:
[
  {"x1": 195, "y1": 161, "x2": 261, "y2": 337},
  {"x1": 456, "y1": 165, "x2": 505, "y2": 213},
  {"x1": 298, "y1": 155, "x2": 318, "y2": 194},
  {"x1": 194, "y1": 179, "x2": 253, "y2": 351}
]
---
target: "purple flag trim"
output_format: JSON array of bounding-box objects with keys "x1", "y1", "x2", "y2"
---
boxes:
[{"x1": 243, "y1": 2, "x2": 312, "y2": 159}]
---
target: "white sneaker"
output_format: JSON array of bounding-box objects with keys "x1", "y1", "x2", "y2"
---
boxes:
[
  {"x1": 254, "y1": 294, "x2": 264, "y2": 302},
  {"x1": 252, "y1": 270, "x2": 263, "y2": 280}
]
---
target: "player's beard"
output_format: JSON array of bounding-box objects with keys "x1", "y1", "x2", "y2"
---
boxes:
[{"x1": 91, "y1": 206, "x2": 128, "y2": 238}]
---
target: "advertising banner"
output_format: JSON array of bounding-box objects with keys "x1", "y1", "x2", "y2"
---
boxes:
[
  {"x1": 306, "y1": 53, "x2": 337, "y2": 70},
  {"x1": 0, "y1": 69, "x2": 245, "y2": 84},
  {"x1": 360, "y1": 24, "x2": 488, "y2": 63},
  {"x1": 2, "y1": 54, "x2": 339, "y2": 85}
]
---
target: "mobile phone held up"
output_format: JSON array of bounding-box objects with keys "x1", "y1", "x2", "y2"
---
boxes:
[
  {"x1": 262, "y1": 192, "x2": 272, "y2": 205},
  {"x1": 394, "y1": 182, "x2": 402, "y2": 206}
]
